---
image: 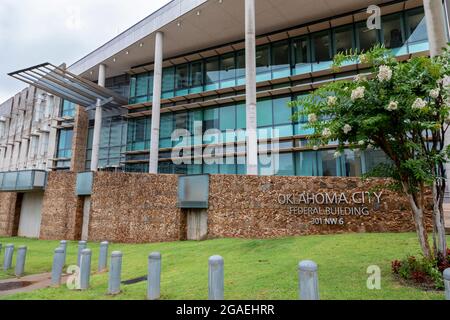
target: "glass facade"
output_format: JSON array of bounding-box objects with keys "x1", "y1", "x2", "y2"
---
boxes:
[
  {"x1": 85, "y1": 116, "x2": 127, "y2": 170},
  {"x1": 108, "y1": 8, "x2": 425, "y2": 176},
  {"x1": 128, "y1": 8, "x2": 428, "y2": 104}
]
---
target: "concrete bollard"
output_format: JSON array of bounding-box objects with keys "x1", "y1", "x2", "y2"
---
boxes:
[
  {"x1": 51, "y1": 247, "x2": 66, "y2": 287},
  {"x1": 79, "y1": 248, "x2": 92, "y2": 290},
  {"x1": 108, "y1": 251, "x2": 122, "y2": 295},
  {"x1": 77, "y1": 241, "x2": 87, "y2": 267},
  {"x1": 298, "y1": 260, "x2": 319, "y2": 300},
  {"x1": 208, "y1": 255, "x2": 224, "y2": 300},
  {"x1": 147, "y1": 252, "x2": 161, "y2": 300},
  {"x1": 60, "y1": 240, "x2": 68, "y2": 266},
  {"x1": 14, "y1": 246, "x2": 27, "y2": 277},
  {"x1": 444, "y1": 268, "x2": 450, "y2": 300},
  {"x1": 3, "y1": 244, "x2": 14, "y2": 271},
  {"x1": 98, "y1": 241, "x2": 109, "y2": 272}
]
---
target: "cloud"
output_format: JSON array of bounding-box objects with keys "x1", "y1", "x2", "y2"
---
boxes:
[{"x1": 0, "y1": 0, "x2": 171, "y2": 103}]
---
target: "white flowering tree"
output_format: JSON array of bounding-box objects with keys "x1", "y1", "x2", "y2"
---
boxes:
[{"x1": 292, "y1": 46, "x2": 450, "y2": 259}]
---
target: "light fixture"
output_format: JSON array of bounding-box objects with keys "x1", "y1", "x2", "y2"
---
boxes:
[
  {"x1": 196, "y1": 10, "x2": 201, "y2": 16},
  {"x1": 125, "y1": 50, "x2": 129, "y2": 55},
  {"x1": 139, "y1": 42, "x2": 144, "y2": 47},
  {"x1": 90, "y1": 70, "x2": 93, "y2": 75},
  {"x1": 177, "y1": 21, "x2": 182, "y2": 27},
  {"x1": 113, "y1": 57, "x2": 116, "y2": 62}
]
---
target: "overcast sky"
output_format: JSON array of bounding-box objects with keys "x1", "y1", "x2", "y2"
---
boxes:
[{"x1": 0, "y1": 0, "x2": 171, "y2": 103}]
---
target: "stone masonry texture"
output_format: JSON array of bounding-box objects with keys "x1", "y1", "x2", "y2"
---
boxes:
[
  {"x1": 39, "y1": 171, "x2": 83, "y2": 240},
  {"x1": 0, "y1": 172, "x2": 432, "y2": 243}
]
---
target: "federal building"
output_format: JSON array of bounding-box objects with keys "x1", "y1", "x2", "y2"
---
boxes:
[{"x1": 0, "y1": 0, "x2": 449, "y2": 243}]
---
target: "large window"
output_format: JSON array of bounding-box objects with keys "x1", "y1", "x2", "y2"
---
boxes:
[
  {"x1": 382, "y1": 14, "x2": 406, "y2": 55},
  {"x1": 61, "y1": 100, "x2": 76, "y2": 117},
  {"x1": 312, "y1": 31, "x2": 332, "y2": 71},
  {"x1": 405, "y1": 9, "x2": 428, "y2": 52},
  {"x1": 57, "y1": 129, "x2": 73, "y2": 161},
  {"x1": 356, "y1": 22, "x2": 380, "y2": 52}
]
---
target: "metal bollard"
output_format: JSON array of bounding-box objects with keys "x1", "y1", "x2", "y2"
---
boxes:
[
  {"x1": 51, "y1": 247, "x2": 66, "y2": 287},
  {"x1": 14, "y1": 246, "x2": 27, "y2": 277},
  {"x1": 298, "y1": 260, "x2": 319, "y2": 300},
  {"x1": 3, "y1": 244, "x2": 14, "y2": 271},
  {"x1": 60, "y1": 240, "x2": 68, "y2": 266},
  {"x1": 98, "y1": 241, "x2": 109, "y2": 272},
  {"x1": 444, "y1": 268, "x2": 450, "y2": 301},
  {"x1": 108, "y1": 251, "x2": 122, "y2": 295},
  {"x1": 77, "y1": 241, "x2": 87, "y2": 267},
  {"x1": 147, "y1": 252, "x2": 161, "y2": 300},
  {"x1": 208, "y1": 255, "x2": 224, "y2": 300},
  {"x1": 79, "y1": 248, "x2": 92, "y2": 290}
]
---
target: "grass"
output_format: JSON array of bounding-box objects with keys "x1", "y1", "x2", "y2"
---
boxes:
[{"x1": 0, "y1": 233, "x2": 448, "y2": 300}]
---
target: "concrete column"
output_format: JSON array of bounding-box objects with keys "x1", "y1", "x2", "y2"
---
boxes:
[
  {"x1": 423, "y1": 0, "x2": 449, "y2": 57},
  {"x1": 245, "y1": 0, "x2": 258, "y2": 175},
  {"x1": 90, "y1": 64, "x2": 106, "y2": 172},
  {"x1": 149, "y1": 31, "x2": 164, "y2": 174}
]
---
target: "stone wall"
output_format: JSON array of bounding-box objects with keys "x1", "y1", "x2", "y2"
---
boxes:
[
  {"x1": 0, "y1": 192, "x2": 19, "y2": 236},
  {"x1": 0, "y1": 172, "x2": 431, "y2": 243},
  {"x1": 87, "y1": 172, "x2": 184, "y2": 243},
  {"x1": 207, "y1": 175, "x2": 430, "y2": 239},
  {"x1": 39, "y1": 171, "x2": 83, "y2": 240},
  {"x1": 70, "y1": 105, "x2": 88, "y2": 173}
]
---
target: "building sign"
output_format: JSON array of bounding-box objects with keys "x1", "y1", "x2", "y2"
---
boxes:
[{"x1": 277, "y1": 192, "x2": 383, "y2": 225}]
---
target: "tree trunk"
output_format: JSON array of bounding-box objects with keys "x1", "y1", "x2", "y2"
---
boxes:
[
  {"x1": 432, "y1": 180, "x2": 448, "y2": 259},
  {"x1": 402, "y1": 182, "x2": 432, "y2": 259},
  {"x1": 423, "y1": 0, "x2": 449, "y2": 57}
]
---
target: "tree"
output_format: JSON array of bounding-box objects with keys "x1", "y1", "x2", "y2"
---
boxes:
[{"x1": 291, "y1": 46, "x2": 450, "y2": 259}]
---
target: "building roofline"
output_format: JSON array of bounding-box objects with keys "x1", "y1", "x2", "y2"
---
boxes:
[{"x1": 68, "y1": 0, "x2": 208, "y2": 75}]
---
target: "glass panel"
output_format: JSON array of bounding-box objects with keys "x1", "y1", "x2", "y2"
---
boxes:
[
  {"x1": 162, "y1": 67, "x2": 175, "y2": 94},
  {"x1": 406, "y1": 9, "x2": 428, "y2": 52},
  {"x1": 312, "y1": 31, "x2": 332, "y2": 62},
  {"x1": 356, "y1": 22, "x2": 379, "y2": 52},
  {"x1": 382, "y1": 14, "x2": 405, "y2": 49},
  {"x1": 272, "y1": 41, "x2": 289, "y2": 70},
  {"x1": 318, "y1": 150, "x2": 337, "y2": 176},
  {"x1": 334, "y1": 26, "x2": 354, "y2": 54},
  {"x1": 296, "y1": 151, "x2": 317, "y2": 176},
  {"x1": 204, "y1": 108, "x2": 219, "y2": 131},
  {"x1": 129, "y1": 77, "x2": 136, "y2": 99},
  {"x1": 160, "y1": 114, "x2": 173, "y2": 139},
  {"x1": 273, "y1": 96, "x2": 292, "y2": 125},
  {"x1": 219, "y1": 105, "x2": 236, "y2": 131},
  {"x1": 257, "y1": 99, "x2": 273, "y2": 127},
  {"x1": 277, "y1": 153, "x2": 295, "y2": 176},
  {"x1": 205, "y1": 57, "x2": 220, "y2": 85},
  {"x1": 236, "y1": 103, "x2": 246, "y2": 129},
  {"x1": 256, "y1": 45, "x2": 270, "y2": 75},
  {"x1": 220, "y1": 53, "x2": 236, "y2": 83},
  {"x1": 363, "y1": 149, "x2": 392, "y2": 174},
  {"x1": 190, "y1": 61, "x2": 203, "y2": 87},
  {"x1": 136, "y1": 73, "x2": 149, "y2": 97},
  {"x1": 175, "y1": 64, "x2": 189, "y2": 90},
  {"x1": 342, "y1": 149, "x2": 362, "y2": 177},
  {"x1": 293, "y1": 37, "x2": 311, "y2": 74},
  {"x1": 236, "y1": 50, "x2": 246, "y2": 80}
]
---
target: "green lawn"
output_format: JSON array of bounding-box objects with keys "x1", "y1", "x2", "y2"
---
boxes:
[{"x1": 0, "y1": 233, "x2": 448, "y2": 300}]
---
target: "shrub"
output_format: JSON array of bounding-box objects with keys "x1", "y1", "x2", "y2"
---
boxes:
[{"x1": 391, "y1": 252, "x2": 448, "y2": 290}]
